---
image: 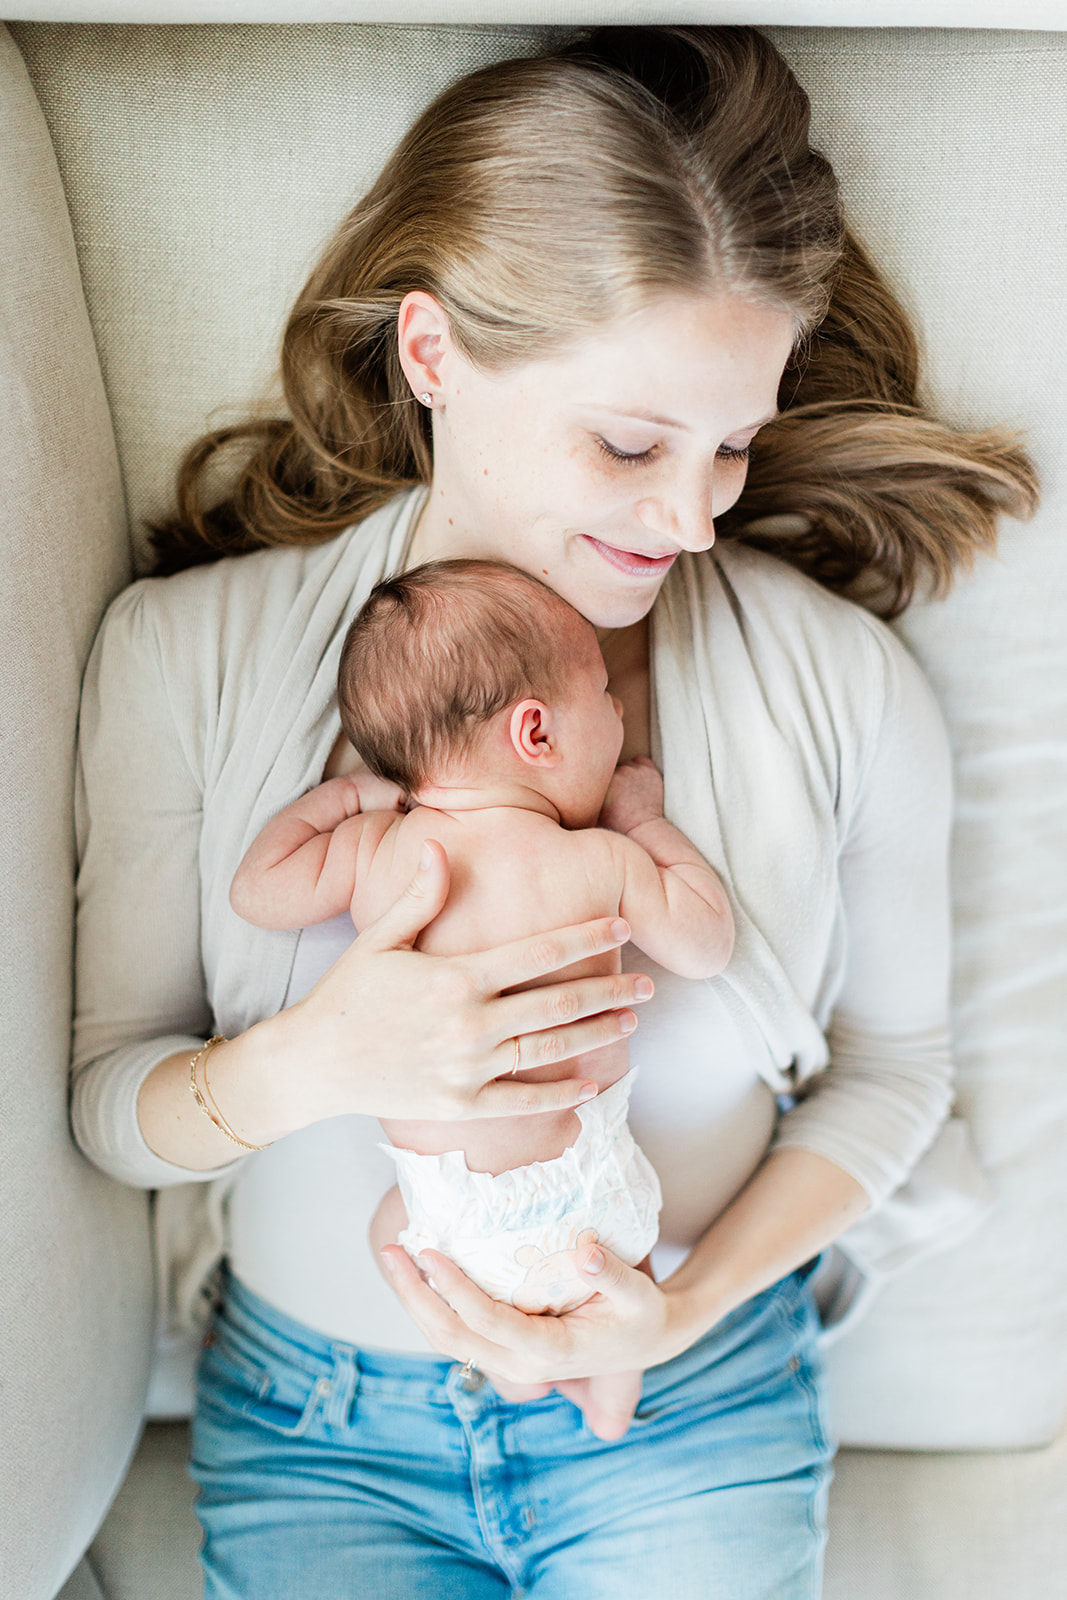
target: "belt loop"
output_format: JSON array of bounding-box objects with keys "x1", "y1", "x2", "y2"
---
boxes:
[{"x1": 325, "y1": 1343, "x2": 359, "y2": 1429}]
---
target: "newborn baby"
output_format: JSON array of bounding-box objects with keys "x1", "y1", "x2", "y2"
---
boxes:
[{"x1": 231, "y1": 558, "x2": 734, "y2": 1437}]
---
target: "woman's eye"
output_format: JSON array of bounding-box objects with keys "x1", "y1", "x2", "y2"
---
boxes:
[
  {"x1": 717, "y1": 443, "x2": 751, "y2": 464},
  {"x1": 596, "y1": 437, "x2": 657, "y2": 467}
]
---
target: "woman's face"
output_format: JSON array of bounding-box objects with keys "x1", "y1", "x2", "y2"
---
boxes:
[{"x1": 405, "y1": 291, "x2": 796, "y2": 629}]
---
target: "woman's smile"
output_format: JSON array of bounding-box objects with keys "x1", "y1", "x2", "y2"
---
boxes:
[{"x1": 581, "y1": 536, "x2": 681, "y2": 579}]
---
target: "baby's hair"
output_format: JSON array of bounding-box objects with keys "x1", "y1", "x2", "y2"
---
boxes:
[{"x1": 340, "y1": 558, "x2": 590, "y2": 793}]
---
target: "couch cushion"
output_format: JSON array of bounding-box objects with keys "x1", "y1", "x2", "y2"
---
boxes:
[
  {"x1": 3, "y1": 2, "x2": 1065, "y2": 35},
  {"x1": 8, "y1": 21, "x2": 1066, "y2": 1453},
  {"x1": 0, "y1": 22, "x2": 154, "y2": 1600}
]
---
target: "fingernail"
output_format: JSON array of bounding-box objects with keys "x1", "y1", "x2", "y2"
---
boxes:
[
  {"x1": 379, "y1": 1250, "x2": 396, "y2": 1274},
  {"x1": 419, "y1": 843, "x2": 434, "y2": 871},
  {"x1": 576, "y1": 1083, "x2": 598, "y2": 1103},
  {"x1": 584, "y1": 1247, "x2": 605, "y2": 1275},
  {"x1": 618, "y1": 1011, "x2": 637, "y2": 1035},
  {"x1": 633, "y1": 978, "x2": 654, "y2": 1000},
  {"x1": 610, "y1": 918, "x2": 630, "y2": 942}
]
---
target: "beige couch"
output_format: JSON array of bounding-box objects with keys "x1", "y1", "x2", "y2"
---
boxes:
[{"x1": 2, "y1": 11, "x2": 1065, "y2": 1598}]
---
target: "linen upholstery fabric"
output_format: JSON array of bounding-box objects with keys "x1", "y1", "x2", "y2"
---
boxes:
[
  {"x1": 5, "y1": 2, "x2": 1067, "y2": 30},
  {"x1": 0, "y1": 24, "x2": 152, "y2": 1600},
  {"x1": 2, "y1": 20, "x2": 1065, "y2": 1600}
]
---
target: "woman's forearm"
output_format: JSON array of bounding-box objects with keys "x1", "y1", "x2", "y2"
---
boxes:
[
  {"x1": 663, "y1": 1147, "x2": 870, "y2": 1345},
  {"x1": 138, "y1": 1022, "x2": 292, "y2": 1171}
]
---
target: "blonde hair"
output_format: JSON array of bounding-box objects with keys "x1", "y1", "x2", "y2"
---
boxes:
[
  {"x1": 340, "y1": 559, "x2": 586, "y2": 793},
  {"x1": 152, "y1": 26, "x2": 1037, "y2": 616}
]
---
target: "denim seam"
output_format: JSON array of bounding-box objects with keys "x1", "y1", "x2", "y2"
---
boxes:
[{"x1": 768, "y1": 1284, "x2": 835, "y2": 1553}]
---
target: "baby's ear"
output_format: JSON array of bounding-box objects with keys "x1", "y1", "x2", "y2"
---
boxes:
[{"x1": 509, "y1": 699, "x2": 562, "y2": 767}]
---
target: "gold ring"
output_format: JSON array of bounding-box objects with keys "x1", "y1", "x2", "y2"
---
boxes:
[{"x1": 511, "y1": 1037, "x2": 520, "y2": 1075}]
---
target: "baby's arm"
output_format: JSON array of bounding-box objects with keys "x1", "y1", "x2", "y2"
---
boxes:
[
  {"x1": 600, "y1": 758, "x2": 734, "y2": 980},
  {"x1": 230, "y1": 773, "x2": 402, "y2": 930}
]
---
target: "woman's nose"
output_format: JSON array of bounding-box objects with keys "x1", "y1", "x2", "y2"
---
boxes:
[{"x1": 633, "y1": 477, "x2": 716, "y2": 552}]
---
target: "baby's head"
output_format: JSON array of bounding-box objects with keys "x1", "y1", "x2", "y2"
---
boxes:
[{"x1": 339, "y1": 559, "x2": 623, "y2": 823}]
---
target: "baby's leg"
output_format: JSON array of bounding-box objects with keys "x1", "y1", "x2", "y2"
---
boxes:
[
  {"x1": 548, "y1": 1254, "x2": 654, "y2": 1440},
  {"x1": 554, "y1": 1370, "x2": 644, "y2": 1441},
  {"x1": 369, "y1": 1184, "x2": 409, "y2": 1274}
]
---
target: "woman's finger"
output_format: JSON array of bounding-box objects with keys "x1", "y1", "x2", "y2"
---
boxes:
[
  {"x1": 470, "y1": 916, "x2": 634, "y2": 998},
  {"x1": 488, "y1": 972, "x2": 652, "y2": 1054},
  {"x1": 359, "y1": 838, "x2": 451, "y2": 953},
  {"x1": 380, "y1": 1246, "x2": 514, "y2": 1370},
  {"x1": 471, "y1": 1070, "x2": 601, "y2": 1119},
  {"x1": 570, "y1": 1239, "x2": 652, "y2": 1313}
]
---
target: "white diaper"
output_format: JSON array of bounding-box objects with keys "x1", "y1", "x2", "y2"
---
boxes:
[{"x1": 380, "y1": 1071, "x2": 661, "y2": 1315}]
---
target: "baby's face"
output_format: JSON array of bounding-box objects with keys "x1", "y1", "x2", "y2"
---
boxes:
[{"x1": 553, "y1": 630, "x2": 625, "y2": 826}]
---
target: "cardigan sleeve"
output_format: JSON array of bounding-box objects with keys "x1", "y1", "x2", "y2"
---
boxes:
[
  {"x1": 769, "y1": 633, "x2": 956, "y2": 1205},
  {"x1": 71, "y1": 581, "x2": 243, "y2": 1188}
]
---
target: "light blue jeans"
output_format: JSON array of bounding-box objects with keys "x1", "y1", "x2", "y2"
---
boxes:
[{"x1": 190, "y1": 1262, "x2": 834, "y2": 1599}]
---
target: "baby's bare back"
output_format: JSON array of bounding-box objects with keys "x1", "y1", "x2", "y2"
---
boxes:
[{"x1": 354, "y1": 804, "x2": 630, "y2": 1173}]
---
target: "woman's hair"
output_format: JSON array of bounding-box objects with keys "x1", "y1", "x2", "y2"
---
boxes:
[
  {"x1": 340, "y1": 558, "x2": 583, "y2": 793},
  {"x1": 151, "y1": 25, "x2": 1037, "y2": 616}
]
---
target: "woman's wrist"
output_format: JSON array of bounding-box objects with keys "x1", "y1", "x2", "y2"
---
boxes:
[
  {"x1": 195, "y1": 1019, "x2": 302, "y2": 1149},
  {"x1": 137, "y1": 1016, "x2": 309, "y2": 1172},
  {"x1": 658, "y1": 1148, "x2": 870, "y2": 1338}
]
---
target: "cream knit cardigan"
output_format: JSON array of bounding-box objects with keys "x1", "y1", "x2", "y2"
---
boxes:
[{"x1": 72, "y1": 490, "x2": 991, "y2": 1335}]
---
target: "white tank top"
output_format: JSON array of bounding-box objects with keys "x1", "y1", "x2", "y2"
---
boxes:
[{"x1": 226, "y1": 914, "x2": 776, "y2": 1352}]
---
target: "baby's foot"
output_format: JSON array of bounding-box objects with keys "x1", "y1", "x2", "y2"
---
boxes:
[{"x1": 554, "y1": 1369, "x2": 643, "y2": 1441}]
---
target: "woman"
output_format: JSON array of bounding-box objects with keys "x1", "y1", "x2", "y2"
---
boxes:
[{"x1": 72, "y1": 26, "x2": 1036, "y2": 1598}]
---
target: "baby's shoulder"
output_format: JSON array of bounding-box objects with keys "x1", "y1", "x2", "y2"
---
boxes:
[{"x1": 562, "y1": 821, "x2": 628, "y2": 884}]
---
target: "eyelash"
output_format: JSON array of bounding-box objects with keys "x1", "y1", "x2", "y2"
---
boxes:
[{"x1": 595, "y1": 438, "x2": 751, "y2": 468}]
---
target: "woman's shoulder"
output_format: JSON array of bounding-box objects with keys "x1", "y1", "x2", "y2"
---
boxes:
[
  {"x1": 101, "y1": 538, "x2": 338, "y2": 656},
  {"x1": 706, "y1": 540, "x2": 927, "y2": 710},
  {"x1": 662, "y1": 541, "x2": 947, "y2": 820},
  {"x1": 95, "y1": 493, "x2": 415, "y2": 675}
]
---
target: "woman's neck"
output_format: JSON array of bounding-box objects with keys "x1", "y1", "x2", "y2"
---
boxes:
[{"x1": 601, "y1": 619, "x2": 652, "y2": 762}]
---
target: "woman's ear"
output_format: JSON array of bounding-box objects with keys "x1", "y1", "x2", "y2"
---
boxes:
[
  {"x1": 509, "y1": 700, "x2": 562, "y2": 767},
  {"x1": 397, "y1": 291, "x2": 453, "y2": 403}
]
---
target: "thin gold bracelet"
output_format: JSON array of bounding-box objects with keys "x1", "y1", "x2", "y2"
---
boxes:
[{"x1": 189, "y1": 1036, "x2": 272, "y2": 1152}]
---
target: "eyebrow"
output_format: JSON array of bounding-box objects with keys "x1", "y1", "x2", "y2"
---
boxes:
[{"x1": 590, "y1": 406, "x2": 781, "y2": 433}]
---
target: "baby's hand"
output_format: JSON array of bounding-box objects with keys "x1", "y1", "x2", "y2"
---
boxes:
[
  {"x1": 352, "y1": 770, "x2": 407, "y2": 816},
  {"x1": 598, "y1": 757, "x2": 664, "y2": 835}
]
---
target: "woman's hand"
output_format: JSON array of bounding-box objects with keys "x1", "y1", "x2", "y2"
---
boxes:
[
  {"x1": 249, "y1": 838, "x2": 653, "y2": 1135},
  {"x1": 140, "y1": 838, "x2": 652, "y2": 1168},
  {"x1": 380, "y1": 1235, "x2": 698, "y2": 1426}
]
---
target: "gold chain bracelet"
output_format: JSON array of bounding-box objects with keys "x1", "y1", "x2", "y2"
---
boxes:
[{"x1": 189, "y1": 1036, "x2": 273, "y2": 1152}]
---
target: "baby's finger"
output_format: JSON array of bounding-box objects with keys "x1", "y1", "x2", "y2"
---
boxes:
[{"x1": 471, "y1": 917, "x2": 633, "y2": 998}]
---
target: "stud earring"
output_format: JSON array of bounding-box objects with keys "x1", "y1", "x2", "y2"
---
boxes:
[{"x1": 419, "y1": 392, "x2": 433, "y2": 407}]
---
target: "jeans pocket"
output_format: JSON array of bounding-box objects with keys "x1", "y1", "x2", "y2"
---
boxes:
[{"x1": 200, "y1": 1319, "x2": 323, "y2": 1439}]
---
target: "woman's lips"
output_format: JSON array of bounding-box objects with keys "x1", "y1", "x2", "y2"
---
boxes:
[{"x1": 583, "y1": 536, "x2": 679, "y2": 578}]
